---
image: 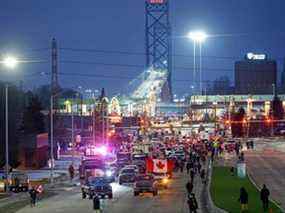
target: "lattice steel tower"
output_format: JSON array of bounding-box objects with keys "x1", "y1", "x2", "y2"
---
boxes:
[{"x1": 145, "y1": 0, "x2": 172, "y2": 102}]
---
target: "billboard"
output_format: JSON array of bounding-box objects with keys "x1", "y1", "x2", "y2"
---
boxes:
[{"x1": 246, "y1": 52, "x2": 267, "y2": 60}]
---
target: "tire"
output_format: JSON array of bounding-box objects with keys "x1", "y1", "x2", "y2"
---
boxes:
[
  {"x1": 153, "y1": 190, "x2": 158, "y2": 196},
  {"x1": 119, "y1": 180, "x2": 122, "y2": 185},
  {"x1": 134, "y1": 191, "x2": 139, "y2": 196},
  {"x1": 89, "y1": 194, "x2": 93, "y2": 200},
  {"x1": 108, "y1": 194, "x2": 113, "y2": 199}
]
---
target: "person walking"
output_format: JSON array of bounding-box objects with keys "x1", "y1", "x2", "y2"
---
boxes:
[
  {"x1": 260, "y1": 184, "x2": 270, "y2": 212},
  {"x1": 93, "y1": 194, "x2": 101, "y2": 213},
  {"x1": 68, "y1": 164, "x2": 75, "y2": 181},
  {"x1": 186, "y1": 180, "x2": 193, "y2": 194},
  {"x1": 29, "y1": 187, "x2": 38, "y2": 207},
  {"x1": 238, "y1": 187, "x2": 248, "y2": 212},
  {"x1": 190, "y1": 168, "x2": 195, "y2": 182},
  {"x1": 200, "y1": 168, "x2": 206, "y2": 184},
  {"x1": 180, "y1": 161, "x2": 185, "y2": 173},
  {"x1": 187, "y1": 193, "x2": 198, "y2": 213},
  {"x1": 186, "y1": 161, "x2": 191, "y2": 174}
]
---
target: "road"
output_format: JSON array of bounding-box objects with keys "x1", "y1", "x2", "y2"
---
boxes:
[
  {"x1": 16, "y1": 171, "x2": 205, "y2": 213},
  {"x1": 246, "y1": 149, "x2": 285, "y2": 210}
]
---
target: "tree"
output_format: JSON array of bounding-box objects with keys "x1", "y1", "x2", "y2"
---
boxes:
[
  {"x1": 0, "y1": 82, "x2": 25, "y2": 168},
  {"x1": 22, "y1": 94, "x2": 45, "y2": 134},
  {"x1": 231, "y1": 107, "x2": 246, "y2": 137},
  {"x1": 270, "y1": 96, "x2": 284, "y2": 120},
  {"x1": 212, "y1": 76, "x2": 231, "y2": 95}
]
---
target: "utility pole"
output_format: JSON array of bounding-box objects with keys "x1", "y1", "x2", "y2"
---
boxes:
[
  {"x1": 50, "y1": 38, "x2": 58, "y2": 185},
  {"x1": 102, "y1": 109, "x2": 105, "y2": 144},
  {"x1": 92, "y1": 98, "x2": 96, "y2": 144},
  {"x1": 50, "y1": 95, "x2": 54, "y2": 184},
  {"x1": 5, "y1": 84, "x2": 9, "y2": 180},
  {"x1": 71, "y1": 98, "x2": 74, "y2": 165}
]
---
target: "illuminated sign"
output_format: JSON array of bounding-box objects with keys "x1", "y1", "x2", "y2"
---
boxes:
[
  {"x1": 246, "y1": 53, "x2": 267, "y2": 60},
  {"x1": 149, "y1": 0, "x2": 164, "y2": 4}
]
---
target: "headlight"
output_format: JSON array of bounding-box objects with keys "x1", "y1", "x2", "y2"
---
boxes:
[
  {"x1": 162, "y1": 178, "x2": 168, "y2": 184},
  {"x1": 106, "y1": 170, "x2": 113, "y2": 177}
]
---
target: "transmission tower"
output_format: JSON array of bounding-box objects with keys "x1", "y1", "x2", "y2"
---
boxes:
[{"x1": 145, "y1": 0, "x2": 172, "y2": 102}]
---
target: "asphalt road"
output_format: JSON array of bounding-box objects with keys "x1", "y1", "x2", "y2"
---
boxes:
[
  {"x1": 246, "y1": 149, "x2": 285, "y2": 210},
  {"x1": 16, "y1": 171, "x2": 205, "y2": 213}
]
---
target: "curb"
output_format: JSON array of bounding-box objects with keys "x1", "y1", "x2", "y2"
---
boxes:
[
  {"x1": 206, "y1": 160, "x2": 228, "y2": 213},
  {"x1": 247, "y1": 168, "x2": 285, "y2": 213}
]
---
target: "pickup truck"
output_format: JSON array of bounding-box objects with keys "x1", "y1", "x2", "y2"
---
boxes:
[{"x1": 81, "y1": 177, "x2": 113, "y2": 199}]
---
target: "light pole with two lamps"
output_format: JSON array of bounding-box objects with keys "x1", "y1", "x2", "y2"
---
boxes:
[{"x1": 187, "y1": 31, "x2": 207, "y2": 95}]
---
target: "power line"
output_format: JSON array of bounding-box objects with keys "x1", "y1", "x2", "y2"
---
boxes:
[
  {"x1": 60, "y1": 47, "x2": 285, "y2": 61},
  {"x1": 56, "y1": 72, "x2": 235, "y2": 83},
  {"x1": 59, "y1": 60, "x2": 234, "y2": 72}
]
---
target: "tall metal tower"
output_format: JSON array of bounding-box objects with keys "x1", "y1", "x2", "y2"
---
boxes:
[
  {"x1": 51, "y1": 38, "x2": 59, "y2": 103},
  {"x1": 145, "y1": 0, "x2": 172, "y2": 102}
]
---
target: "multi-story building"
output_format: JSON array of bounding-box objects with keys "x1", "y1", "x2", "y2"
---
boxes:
[{"x1": 235, "y1": 53, "x2": 277, "y2": 95}]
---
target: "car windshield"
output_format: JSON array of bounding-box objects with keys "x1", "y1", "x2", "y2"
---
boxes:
[
  {"x1": 121, "y1": 169, "x2": 135, "y2": 174},
  {"x1": 88, "y1": 177, "x2": 107, "y2": 184},
  {"x1": 136, "y1": 175, "x2": 152, "y2": 181}
]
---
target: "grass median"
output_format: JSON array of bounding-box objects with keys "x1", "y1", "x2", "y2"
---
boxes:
[{"x1": 210, "y1": 167, "x2": 282, "y2": 213}]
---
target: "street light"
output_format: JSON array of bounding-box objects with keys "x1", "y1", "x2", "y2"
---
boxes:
[
  {"x1": 187, "y1": 31, "x2": 207, "y2": 95},
  {"x1": 1, "y1": 56, "x2": 18, "y2": 182},
  {"x1": 2, "y1": 56, "x2": 19, "y2": 69}
]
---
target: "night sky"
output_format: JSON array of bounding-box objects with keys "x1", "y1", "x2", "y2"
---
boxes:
[{"x1": 1, "y1": 0, "x2": 285, "y2": 97}]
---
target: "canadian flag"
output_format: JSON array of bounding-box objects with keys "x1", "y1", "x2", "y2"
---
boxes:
[{"x1": 146, "y1": 158, "x2": 174, "y2": 173}]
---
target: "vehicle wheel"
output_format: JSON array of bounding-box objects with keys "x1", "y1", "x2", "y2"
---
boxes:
[
  {"x1": 89, "y1": 194, "x2": 93, "y2": 200},
  {"x1": 119, "y1": 180, "x2": 122, "y2": 185},
  {"x1": 108, "y1": 194, "x2": 113, "y2": 199},
  {"x1": 82, "y1": 192, "x2": 86, "y2": 199},
  {"x1": 134, "y1": 191, "x2": 139, "y2": 196},
  {"x1": 153, "y1": 191, "x2": 158, "y2": 196}
]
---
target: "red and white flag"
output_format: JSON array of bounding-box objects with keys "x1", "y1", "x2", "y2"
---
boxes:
[
  {"x1": 36, "y1": 185, "x2": 44, "y2": 193},
  {"x1": 153, "y1": 159, "x2": 167, "y2": 173},
  {"x1": 146, "y1": 158, "x2": 174, "y2": 173}
]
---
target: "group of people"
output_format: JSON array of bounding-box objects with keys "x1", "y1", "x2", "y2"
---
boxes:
[
  {"x1": 238, "y1": 184, "x2": 271, "y2": 212},
  {"x1": 184, "y1": 142, "x2": 209, "y2": 213}
]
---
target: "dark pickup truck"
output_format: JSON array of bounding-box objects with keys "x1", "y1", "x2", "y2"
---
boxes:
[{"x1": 81, "y1": 177, "x2": 113, "y2": 199}]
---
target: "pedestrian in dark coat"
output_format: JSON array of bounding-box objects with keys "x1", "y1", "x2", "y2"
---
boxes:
[
  {"x1": 238, "y1": 187, "x2": 248, "y2": 212},
  {"x1": 186, "y1": 162, "x2": 191, "y2": 174},
  {"x1": 180, "y1": 161, "x2": 185, "y2": 173},
  {"x1": 186, "y1": 180, "x2": 193, "y2": 194},
  {"x1": 260, "y1": 184, "x2": 270, "y2": 212},
  {"x1": 187, "y1": 193, "x2": 198, "y2": 213},
  {"x1": 29, "y1": 188, "x2": 37, "y2": 207},
  {"x1": 190, "y1": 168, "x2": 195, "y2": 181},
  {"x1": 200, "y1": 169, "x2": 206, "y2": 184},
  {"x1": 93, "y1": 194, "x2": 101, "y2": 213}
]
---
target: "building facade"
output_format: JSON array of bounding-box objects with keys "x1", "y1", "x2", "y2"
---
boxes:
[{"x1": 235, "y1": 53, "x2": 277, "y2": 95}]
